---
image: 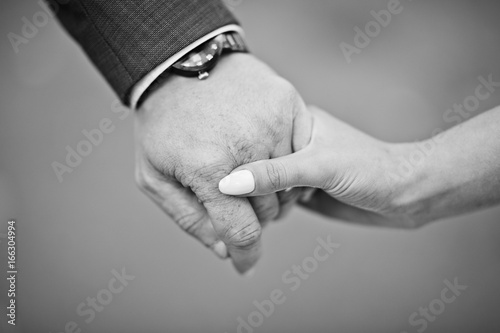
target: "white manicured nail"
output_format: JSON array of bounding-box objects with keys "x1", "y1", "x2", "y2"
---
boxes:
[{"x1": 218, "y1": 170, "x2": 255, "y2": 195}]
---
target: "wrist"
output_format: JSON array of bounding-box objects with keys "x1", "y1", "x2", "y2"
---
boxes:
[
  {"x1": 385, "y1": 140, "x2": 437, "y2": 226},
  {"x1": 139, "y1": 53, "x2": 277, "y2": 109}
]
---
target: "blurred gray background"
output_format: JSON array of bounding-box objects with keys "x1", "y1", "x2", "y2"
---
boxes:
[{"x1": 1, "y1": 0, "x2": 500, "y2": 332}]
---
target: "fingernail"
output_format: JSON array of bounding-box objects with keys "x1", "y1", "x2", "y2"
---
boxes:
[
  {"x1": 218, "y1": 170, "x2": 255, "y2": 195},
  {"x1": 212, "y1": 241, "x2": 228, "y2": 259},
  {"x1": 243, "y1": 268, "x2": 255, "y2": 278}
]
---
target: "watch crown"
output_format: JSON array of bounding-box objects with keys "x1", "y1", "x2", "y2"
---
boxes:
[{"x1": 198, "y1": 71, "x2": 209, "y2": 80}]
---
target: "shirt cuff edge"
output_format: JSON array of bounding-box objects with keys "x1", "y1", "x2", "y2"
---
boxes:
[{"x1": 130, "y1": 24, "x2": 245, "y2": 109}]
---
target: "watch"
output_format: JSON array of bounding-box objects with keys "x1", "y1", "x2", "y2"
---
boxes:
[{"x1": 171, "y1": 31, "x2": 248, "y2": 80}]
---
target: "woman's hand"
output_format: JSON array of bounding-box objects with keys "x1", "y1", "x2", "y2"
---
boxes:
[
  {"x1": 219, "y1": 104, "x2": 500, "y2": 229},
  {"x1": 218, "y1": 106, "x2": 426, "y2": 228}
]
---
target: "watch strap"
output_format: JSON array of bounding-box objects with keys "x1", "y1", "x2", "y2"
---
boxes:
[{"x1": 221, "y1": 31, "x2": 248, "y2": 52}]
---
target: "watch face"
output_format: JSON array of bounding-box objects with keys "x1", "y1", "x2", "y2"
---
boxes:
[{"x1": 173, "y1": 37, "x2": 223, "y2": 72}]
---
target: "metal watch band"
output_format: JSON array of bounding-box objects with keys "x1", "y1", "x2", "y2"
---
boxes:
[
  {"x1": 168, "y1": 31, "x2": 249, "y2": 81},
  {"x1": 221, "y1": 31, "x2": 248, "y2": 52}
]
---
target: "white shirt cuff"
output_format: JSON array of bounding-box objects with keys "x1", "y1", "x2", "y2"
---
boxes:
[{"x1": 130, "y1": 24, "x2": 245, "y2": 109}]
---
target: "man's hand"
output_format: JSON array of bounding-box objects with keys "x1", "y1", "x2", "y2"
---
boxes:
[{"x1": 134, "y1": 53, "x2": 312, "y2": 273}]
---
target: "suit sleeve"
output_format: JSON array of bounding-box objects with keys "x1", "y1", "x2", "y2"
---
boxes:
[{"x1": 54, "y1": 0, "x2": 239, "y2": 106}]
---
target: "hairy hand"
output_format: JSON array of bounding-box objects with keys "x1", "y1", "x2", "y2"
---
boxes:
[{"x1": 134, "y1": 54, "x2": 312, "y2": 273}]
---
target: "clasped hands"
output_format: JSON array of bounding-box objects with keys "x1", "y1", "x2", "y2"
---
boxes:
[{"x1": 134, "y1": 53, "x2": 422, "y2": 274}]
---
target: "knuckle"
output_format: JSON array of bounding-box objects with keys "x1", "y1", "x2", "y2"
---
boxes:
[
  {"x1": 225, "y1": 223, "x2": 262, "y2": 250},
  {"x1": 229, "y1": 138, "x2": 265, "y2": 165},
  {"x1": 265, "y1": 162, "x2": 287, "y2": 190},
  {"x1": 175, "y1": 211, "x2": 206, "y2": 234},
  {"x1": 187, "y1": 166, "x2": 232, "y2": 201}
]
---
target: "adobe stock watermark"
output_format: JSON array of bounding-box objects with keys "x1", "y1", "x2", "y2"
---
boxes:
[
  {"x1": 339, "y1": 0, "x2": 408, "y2": 64},
  {"x1": 7, "y1": 0, "x2": 69, "y2": 54},
  {"x1": 400, "y1": 277, "x2": 467, "y2": 333},
  {"x1": 384, "y1": 74, "x2": 500, "y2": 186},
  {"x1": 51, "y1": 100, "x2": 130, "y2": 183},
  {"x1": 227, "y1": 235, "x2": 340, "y2": 333},
  {"x1": 48, "y1": 267, "x2": 135, "y2": 333}
]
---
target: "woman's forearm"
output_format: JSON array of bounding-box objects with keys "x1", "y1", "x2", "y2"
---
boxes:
[
  {"x1": 394, "y1": 106, "x2": 500, "y2": 222},
  {"x1": 219, "y1": 106, "x2": 499, "y2": 228}
]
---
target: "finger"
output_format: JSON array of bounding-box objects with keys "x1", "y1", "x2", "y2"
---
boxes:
[
  {"x1": 269, "y1": 98, "x2": 312, "y2": 220},
  {"x1": 292, "y1": 98, "x2": 314, "y2": 152},
  {"x1": 138, "y1": 171, "x2": 228, "y2": 259},
  {"x1": 219, "y1": 107, "x2": 337, "y2": 197},
  {"x1": 275, "y1": 187, "x2": 303, "y2": 220},
  {"x1": 299, "y1": 187, "x2": 317, "y2": 203},
  {"x1": 218, "y1": 149, "x2": 323, "y2": 196},
  {"x1": 199, "y1": 191, "x2": 262, "y2": 274},
  {"x1": 248, "y1": 194, "x2": 280, "y2": 227}
]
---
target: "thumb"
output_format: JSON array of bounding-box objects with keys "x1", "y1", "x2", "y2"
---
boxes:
[
  {"x1": 219, "y1": 105, "x2": 335, "y2": 196},
  {"x1": 218, "y1": 149, "x2": 324, "y2": 196}
]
